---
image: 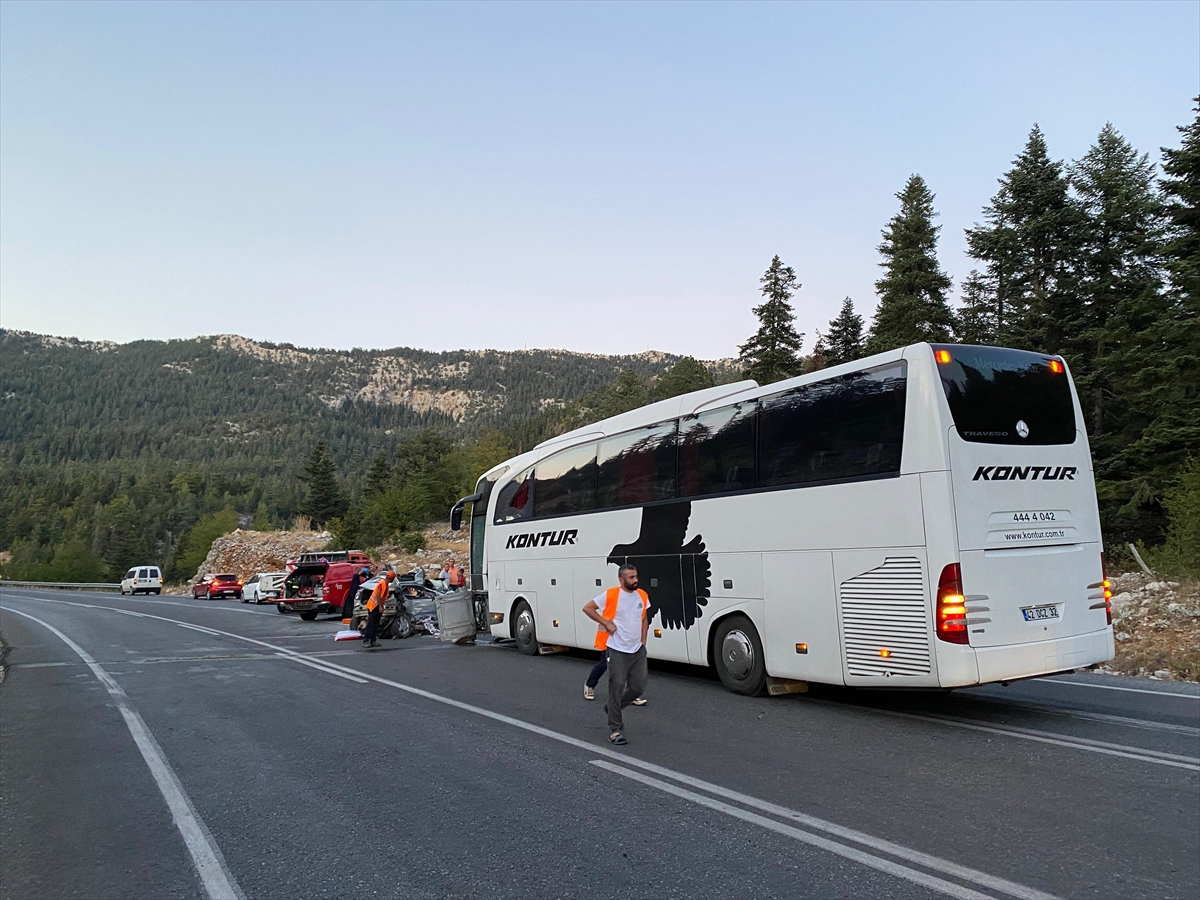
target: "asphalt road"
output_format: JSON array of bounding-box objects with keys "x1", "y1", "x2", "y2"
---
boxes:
[{"x1": 1, "y1": 587, "x2": 1197, "y2": 900}]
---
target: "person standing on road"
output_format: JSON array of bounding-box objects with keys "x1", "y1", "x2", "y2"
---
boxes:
[
  {"x1": 342, "y1": 566, "x2": 370, "y2": 625},
  {"x1": 363, "y1": 570, "x2": 395, "y2": 648},
  {"x1": 582, "y1": 564, "x2": 649, "y2": 746},
  {"x1": 583, "y1": 651, "x2": 647, "y2": 706}
]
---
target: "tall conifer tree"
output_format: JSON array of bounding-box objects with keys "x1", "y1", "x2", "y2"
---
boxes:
[
  {"x1": 1071, "y1": 124, "x2": 1164, "y2": 437},
  {"x1": 965, "y1": 126, "x2": 1082, "y2": 352},
  {"x1": 739, "y1": 256, "x2": 805, "y2": 384},
  {"x1": 1099, "y1": 99, "x2": 1200, "y2": 542},
  {"x1": 823, "y1": 297, "x2": 866, "y2": 365},
  {"x1": 865, "y1": 175, "x2": 955, "y2": 353},
  {"x1": 301, "y1": 442, "x2": 347, "y2": 528}
]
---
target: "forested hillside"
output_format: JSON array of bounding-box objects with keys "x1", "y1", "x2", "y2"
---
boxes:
[{"x1": 0, "y1": 331, "x2": 734, "y2": 580}]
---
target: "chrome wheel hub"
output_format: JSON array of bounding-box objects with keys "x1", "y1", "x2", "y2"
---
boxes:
[
  {"x1": 722, "y1": 630, "x2": 755, "y2": 679},
  {"x1": 516, "y1": 609, "x2": 534, "y2": 643}
]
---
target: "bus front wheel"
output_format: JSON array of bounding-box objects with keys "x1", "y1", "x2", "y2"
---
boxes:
[
  {"x1": 512, "y1": 601, "x2": 538, "y2": 656},
  {"x1": 712, "y1": 615, "x2": 766, "y2": 696}
]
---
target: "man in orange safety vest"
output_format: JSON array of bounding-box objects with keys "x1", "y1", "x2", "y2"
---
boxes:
[
  {"x1": 363, "y1": 570, "x2": 395, "y2": 648},
  {"x1": 582, "y1": 563, "x2": 649, "y2": 746}
]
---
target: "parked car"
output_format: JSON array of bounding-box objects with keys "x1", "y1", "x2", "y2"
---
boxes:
[
  {"x1": 120, "y1": 566, "x2": 163, "y2": 595},
  {"x1": 193, "y1": 573, "x2": 243, "y2": 600},
  {"x1": 280, "y1": 561, "x2": 365, "y2": 620},
  {"x1": 243, "y1": 572, "x2": 285, "y2": 604}
]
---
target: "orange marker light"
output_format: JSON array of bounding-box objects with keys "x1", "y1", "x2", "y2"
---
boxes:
[
  {"x1": 1048, "y1": 359, "x2": 1064, "y2": 373},
  {"x1": 879, "y1": 648, "x2": 891, "y2": 658},
  {"x1": 795, "y1": 643, "x2": 808, "y2": 654},
  {"x1": 935, "y1": 349, "x2": 952, "y2": 364}
]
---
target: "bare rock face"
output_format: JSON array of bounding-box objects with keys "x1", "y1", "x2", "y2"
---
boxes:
[{"x1": 195, "y1": 529, "x2": 332, "y2": 582}]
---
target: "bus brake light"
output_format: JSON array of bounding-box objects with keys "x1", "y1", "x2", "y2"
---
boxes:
[
  {"x1": 1049, "y1": 359, "x2": 1064, "y2": 373},
  {"x1": 1101, "y1": 553, "x2": 1112, "y2": 625},
  {"x1": 936, "y1": 563, "x2": 969, "y2": 644},
  {"x1": 935, "y1": 350, "x2": 952, "y2": 364}
]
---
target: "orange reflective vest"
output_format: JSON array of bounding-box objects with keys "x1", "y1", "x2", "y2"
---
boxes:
[
  {"x1": 367, "y1": 579, "x2": 389, "y2": 612},
  {"x1": 594, "y1": 586, "x2": 649, "y2": 650}
]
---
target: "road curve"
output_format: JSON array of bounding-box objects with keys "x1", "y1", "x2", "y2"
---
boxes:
[{"x1": 2, "y1": 587, "x2": 1197, "y2": 899}]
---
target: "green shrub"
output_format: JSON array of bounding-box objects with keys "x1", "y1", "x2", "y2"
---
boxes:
[
  {"x1": 400, "y1": 531, "x2": 426, "y2": 553},
  {"x1": 1154, "y1": 456, "x2": 1200, "y2": 577}
]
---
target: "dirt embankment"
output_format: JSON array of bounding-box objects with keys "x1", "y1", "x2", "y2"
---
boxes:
[
  {"x1": 1099, "y1": 573, "x2": 1200, "y2": 682},
  {"x1": 166, "y1": 529, "x2": 333, "y2": 593},
  {"x1": 172, "y1": 524, "x2": 470, "y2": 594}
]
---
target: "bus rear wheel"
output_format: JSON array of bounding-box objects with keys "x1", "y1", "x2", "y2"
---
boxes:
[
  {"x1": 713, "y1": 615, "x2": 767, "y2": 696},
  {"x1": 512, "y1": 601, "x2": 538, "y2": 656}
]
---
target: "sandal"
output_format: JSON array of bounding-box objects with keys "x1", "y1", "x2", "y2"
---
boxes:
[{"x1": 608, "y1": 731, "x2": 628, "y2": 745}]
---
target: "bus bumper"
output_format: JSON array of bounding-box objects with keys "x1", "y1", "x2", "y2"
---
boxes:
[{"x1": 970, "y1": 627, "x2": 1114, "y2": 686}]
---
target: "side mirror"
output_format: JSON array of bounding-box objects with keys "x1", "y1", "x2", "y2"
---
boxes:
[{"x1": 449, "y1": 492, "x2": 483, "y2": 531}]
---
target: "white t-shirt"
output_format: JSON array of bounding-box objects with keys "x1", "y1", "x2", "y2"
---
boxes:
[{"x1": 596, "y1": 588, "x2": 645, "y2": 654}]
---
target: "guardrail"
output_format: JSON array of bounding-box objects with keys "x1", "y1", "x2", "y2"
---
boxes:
[{"x1": 0, "y1": 580, "x2": 120, "y2": 592}]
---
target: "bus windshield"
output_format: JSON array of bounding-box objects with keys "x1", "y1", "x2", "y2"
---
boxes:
[{"x1": 933, "y1": 345, "x2": 1077, "y2": 445}]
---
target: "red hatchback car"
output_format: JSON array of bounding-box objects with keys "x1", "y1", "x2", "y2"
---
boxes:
[{"x1": 193, "y1": 573, "x2": 243, "y2": 600}]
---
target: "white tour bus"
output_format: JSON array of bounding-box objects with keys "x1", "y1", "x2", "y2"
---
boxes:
[{"x1": 451, "y1": 343, "x2": 1114, "y2": 695}]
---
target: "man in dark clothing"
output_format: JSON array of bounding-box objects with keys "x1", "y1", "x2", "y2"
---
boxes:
[{"x1": 342, "y1": 566, "x2": 369, "y2": 624}]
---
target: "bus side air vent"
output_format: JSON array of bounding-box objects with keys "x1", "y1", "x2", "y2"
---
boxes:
[{"x1": 839, "y1": 557, "x2": 931, "y2": 677}]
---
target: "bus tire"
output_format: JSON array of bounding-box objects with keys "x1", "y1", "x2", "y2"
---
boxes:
[
  {"x1": 512, "y1": 600, "x2": 538, "y2": 656},
  {"x1": 712, "y1": 615, "x2": 767, "y2": 696}
]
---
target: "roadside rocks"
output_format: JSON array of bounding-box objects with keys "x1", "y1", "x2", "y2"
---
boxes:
[
  {"x1": 194, "y1": 529, "x2": 332, "y2": 582},
  {"x1": 1106, "y1": 571, "x2": 1199, "y2": 682}
]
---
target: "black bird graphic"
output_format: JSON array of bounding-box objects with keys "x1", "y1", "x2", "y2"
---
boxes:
[{"x1": 607, "y1": 503, "x2": 711, "y2": 630}]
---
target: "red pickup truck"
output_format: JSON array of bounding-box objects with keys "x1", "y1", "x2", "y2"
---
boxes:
[{"x1": 279, "y1": 560, "x2": 368, "y2": 621}]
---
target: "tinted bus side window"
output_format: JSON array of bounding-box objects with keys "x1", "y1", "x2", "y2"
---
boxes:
[
  {"x1": 494, "y1": 468, "x2": 534, "y2": 524},
  {"x1": 534, "y1": 443, "x2": 598, "y2": 517},
  {"x1": 759, "y1": 363, "x2": 906, "y2": 488},
  {"x1": 680, "y1": 403, "x2": 757, "y2": 497},
  {"x1": 597, "y1": 422, "x2": 677, "y2": 509}
]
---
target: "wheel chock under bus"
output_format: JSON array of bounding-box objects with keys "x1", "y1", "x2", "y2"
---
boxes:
[{"x1": 766, "y1": 677, "x2": 809, "y2": 696}]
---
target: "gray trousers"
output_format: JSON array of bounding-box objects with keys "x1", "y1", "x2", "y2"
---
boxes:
[{"x1": 606, "y1": 645, "x2": 648, "y2": 734}]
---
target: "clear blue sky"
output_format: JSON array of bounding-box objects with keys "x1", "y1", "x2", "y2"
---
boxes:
[{"x1": 2, "y1": 1, "x2": 1197, "y2": 359}]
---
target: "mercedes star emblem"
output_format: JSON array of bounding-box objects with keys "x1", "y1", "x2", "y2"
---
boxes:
[{"x1": 1016, "y1": 419, "x2": 1030, "y2": 439}]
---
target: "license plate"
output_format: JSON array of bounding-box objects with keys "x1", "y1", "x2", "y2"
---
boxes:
[
  {"x1": 293, "y1": 602, "x2": 313, "y2": 610},
  {"x1": 1022, "y1": 605, "x2": 1060, "y2": 622}
]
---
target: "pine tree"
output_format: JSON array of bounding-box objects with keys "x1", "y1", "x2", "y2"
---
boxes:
[
  {"x1": 649, "y1": 357, "x2": 714, "y2": 401},
  {"x1": 865, "y1": 176, "x2": 955, "y2": 353},
  {"x1": 956, "y1": 271, "x2": 999, "y2": 345},
  {"x1": 964, "y1": 126, "x2": 1082, "y2": 352},
  {"x1": 301, "y1": 442, "x2": 347, "y2": 528},
  {"x1": 1071, "y1": 124, "x2": 1164, "y2": 441},
  {"x1": 1101, "y1": 99, "x2": 1200, "y2": 545},
  {"x1": 1161, "y1": 97, "x2": 1200, "y2": 312},
  {"x1": 363, "y1": 453, "x2": 393, "y2": 499},
  {"x1": 823, "y1": 297, "x2": 866, "y2": 366},
  {"x1": 739, "y1": 255, "x2": 805, "y2": 384}
]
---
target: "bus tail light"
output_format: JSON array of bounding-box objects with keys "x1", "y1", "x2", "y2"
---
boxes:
[
  {"x1": 1101, "y1": 553, "x2": 1112, "y2": 626},
  {"x1": 936, "y1": 563, "x2": 969, "y2": 644}
]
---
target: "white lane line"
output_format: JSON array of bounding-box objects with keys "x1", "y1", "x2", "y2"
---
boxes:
[
  {"x1": 965, "y1": 697, "x2": 1200, "y2": 737},
  {"x1": 1046, "y1": 679, "x2": 1200, "y2": 700},
  {"x1": 1, "y1": 606, "x2": 244, "y2": 900},
  {"x1": 590, "y1": 760, "x2": 996, "y2": 900},
  {"x1": 855, "y1": 706, "x2": 1200, "y2": 771},
  {"x1": 277, "y1": 653, "x2": 368, "y2": 683},
  {"x1": 176, "y1": 623, "x2": 222, "y2": 636}
]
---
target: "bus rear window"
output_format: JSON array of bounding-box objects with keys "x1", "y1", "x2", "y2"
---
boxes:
[{"x1": 934, "y1": 345, "x2": 1077, "y2": 445}]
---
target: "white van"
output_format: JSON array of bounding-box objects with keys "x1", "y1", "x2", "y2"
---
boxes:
[{"x1": 120, "y1": 566, "x2": 163, "y2": 595}]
